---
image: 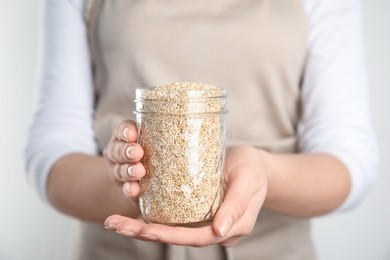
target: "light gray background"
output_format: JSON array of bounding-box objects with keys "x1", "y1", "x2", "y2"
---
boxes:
[{"x1": 0, "y1": 0, "x2": 389, "y2": 259}]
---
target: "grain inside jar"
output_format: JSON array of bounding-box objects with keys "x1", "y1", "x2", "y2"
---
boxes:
[{"x1": 135, "y1": 82, "x2": 227, "y2": 226}]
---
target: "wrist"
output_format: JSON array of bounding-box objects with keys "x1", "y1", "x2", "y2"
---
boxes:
[
  {"x1": 255, "y1": 148, "x2": 272, "y2": 182},
  {"x1": 255, "y1": 149, "x2": 278, "y2": 209}
]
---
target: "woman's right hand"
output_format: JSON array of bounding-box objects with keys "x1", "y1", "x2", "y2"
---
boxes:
[{"x1": 103, "y1": 120, "x2": 145, "y2": 209}]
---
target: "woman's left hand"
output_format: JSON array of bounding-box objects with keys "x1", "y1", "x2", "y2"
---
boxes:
[{"x1": 104, "y1": 146, "x2": 268, "y2": 247}]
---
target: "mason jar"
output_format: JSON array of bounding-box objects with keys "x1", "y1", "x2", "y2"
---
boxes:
[{"x1": 134, "y1": 82, "x2": 227, "y2": 226}]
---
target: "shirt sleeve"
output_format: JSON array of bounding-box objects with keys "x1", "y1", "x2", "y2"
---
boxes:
[
  {"x1": 300, "y1": 0, "x2": 379, "y2": 212},
  {"x1": 25, "y1": 0, "x2": 97, "y2": 202}
]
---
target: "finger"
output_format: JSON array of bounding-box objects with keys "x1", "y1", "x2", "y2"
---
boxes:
[
  {"x1": 107, "y1": 163, "x2": 123, "y2": 183},
  {"x1": 104, "y1": 141, "x2": 143, "y2": 164},
  {"x1": 104, "y1": 214, "x2": 144, "y2": 232},
  {"x1": 213, "y1": 168, "x2": 261, "y2": 238},
  {"x1": 123, "y1": 182, "x2": 141, "y2": 199},
  {"x1": 112, "y1": 163, "x2": 146, "y2": 182},
  {"x1": 107, "y1": 215, "x2": 222, "y2": 247},
  {"x1": 105, "y1": 215, "x2": 145, "y2": 234},
  {"x1": 121, "y1": 182, "x2": 141, "y2": 210},
  {"x1": 112, "y1": 120, "x2": 138, "y2": 142},
  {"x1": 139, "y1": 224, "x2": 219, "y2": 247},
  {"x1": 220, "y1": 236, "x2": 241, "y2": 247},
  {"x1": 225, "y1": 193, "x2": 264, "y2": 237}
]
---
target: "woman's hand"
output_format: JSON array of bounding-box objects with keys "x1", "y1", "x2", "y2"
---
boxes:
[
  {"x1": 103, "y1": 120, "x2": 145, "y2": 210},
  {"x1": 104, "y1": 146, "x2": 268, "y2": 247}
]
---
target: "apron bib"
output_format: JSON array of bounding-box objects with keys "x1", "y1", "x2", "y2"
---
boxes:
[{"x1": 78, "y1": 0, "x2": 316, "y2": 259}]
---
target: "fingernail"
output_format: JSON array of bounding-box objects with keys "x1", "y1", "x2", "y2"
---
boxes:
[
  {"x1": 105, "y1": 222, "x2": 118, "y2": 230},
  {"x1": 140, "y1": 233, "x2": 158, "y2": 240},
  {"x1": 117, "y1": 229, "x2": 136, "y2": 237},
  {"x1": 218, "y1": 216, "x2": 233, "y2": 237},
  {"x1": 123, "y1": 127, "x2": 129, "y2": 141},
  {"x1": 123, "y1": 182, "x2": 130, "y2": 194},
  {"x1": 126, "y1": 146, "x2": 133, "y2": 159},
  {"x1": 127, "y1": 165, "x2": 135, "y2": 178}
]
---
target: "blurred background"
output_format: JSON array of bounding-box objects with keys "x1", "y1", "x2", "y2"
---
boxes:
[{"x1": 0, "y1": 0, "x2": 389, "y2": 259}]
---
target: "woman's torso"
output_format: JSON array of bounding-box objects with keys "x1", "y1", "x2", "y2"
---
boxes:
[{"x1": 78, "y1": 0, "x2": 315, "y2": 259}]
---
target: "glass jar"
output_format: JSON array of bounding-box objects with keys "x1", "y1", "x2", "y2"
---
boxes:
[{"x1": 134, "y1": 83, "x2": 227, "y2": 226}]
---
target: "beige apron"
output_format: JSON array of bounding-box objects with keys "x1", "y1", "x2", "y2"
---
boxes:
[{"x1": 77, "y1": 0, "x2": 316, "y2": 259}]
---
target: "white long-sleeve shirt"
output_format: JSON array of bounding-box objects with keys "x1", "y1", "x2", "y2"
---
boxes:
[{"x1": 26, "y1": 0, "x2": 379, "y2": 213}]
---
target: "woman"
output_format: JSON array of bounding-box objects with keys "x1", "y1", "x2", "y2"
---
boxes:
[{"x1": 26, "y1": 0, "x2": 378, "y2": 259}]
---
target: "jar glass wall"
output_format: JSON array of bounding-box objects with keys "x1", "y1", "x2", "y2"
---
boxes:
[{"x1": 134, "y1": 83, "x2": 227, "y2": 226}]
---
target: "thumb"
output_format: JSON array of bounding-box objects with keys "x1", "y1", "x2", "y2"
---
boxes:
[{"x1": 213, "y1": 169, "x2": 256, "y2": 237}]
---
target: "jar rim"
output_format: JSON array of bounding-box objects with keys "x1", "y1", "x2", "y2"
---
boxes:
[{"x1": 135, "y1": 87, "x2": 228, "y2": 101}]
